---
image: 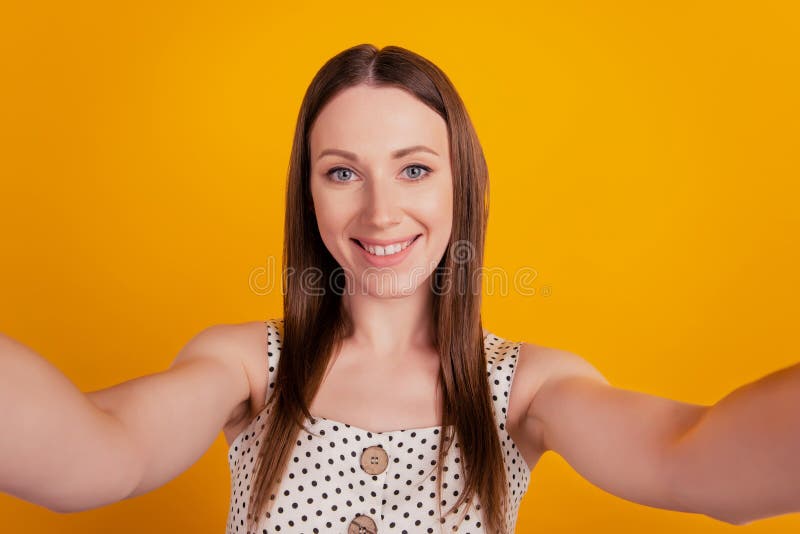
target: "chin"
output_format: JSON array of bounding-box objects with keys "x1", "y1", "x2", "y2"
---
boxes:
[{"x1": 350, "y1": 268, "x2": 433, "y2": 298}]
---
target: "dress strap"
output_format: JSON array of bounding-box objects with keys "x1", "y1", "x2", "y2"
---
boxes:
[
  {"x1": 263, "y1": 318, "x2": 284, "y2": 405},
  {"x1": 484, "y1": 333, "x2": 523, "y2": 431}
]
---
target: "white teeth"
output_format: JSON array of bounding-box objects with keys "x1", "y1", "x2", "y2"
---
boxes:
[{"x1": 361, "y1": 237, "x2": 416, "y2": 256}]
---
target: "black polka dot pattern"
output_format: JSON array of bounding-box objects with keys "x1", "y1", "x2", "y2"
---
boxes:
[{"x1": 225, "y1": 319, "x2": 530, "y2": 533}]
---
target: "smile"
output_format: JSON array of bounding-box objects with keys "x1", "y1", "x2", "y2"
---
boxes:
[
  {"x1": 353, "y1": 235, "x2": 420, "y2": 256},
  {"x1": 350, "y1": 234, "x2": 422, "y2": 267}
]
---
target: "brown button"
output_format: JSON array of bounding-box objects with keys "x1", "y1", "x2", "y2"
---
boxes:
[
  {"x1": 348, "y1": 514, "x2": 377, "y2": 534},
  {"x1": 359, "y1": 445, "x2": 389, "y2": 475}
]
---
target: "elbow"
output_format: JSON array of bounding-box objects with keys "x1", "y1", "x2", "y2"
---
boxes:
[
  {"x1": 46, "y1": 446, "x2": 143, "y2": 515},
  {"x1": 664, "y1": 447, "x2": 749, "y2": 527},
  {"x1": 704, "y1": 511, "x2": 749, "y2": 527},
  {"x1": 45, "y1": 478, "x2": 138, "y2": 515},
  {"x1": 48, "y1": 502, "x2": 75, "y2": 515},
  {"x1": 43, "y1": 491, "x2": 114, "y2": 515},
  {"x1": 714, "y1": 514, "x2": 755, "y2": 527},
  {"x1": 41, "y1": 493, "x2": 83, "y2": 515},
  {"x1": 668, "y1": 480, "x2": 753, "y2": 527}
]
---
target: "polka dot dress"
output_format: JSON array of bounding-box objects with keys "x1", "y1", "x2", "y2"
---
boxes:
[{"x1": 226, "y1": 319, "x2": 530, "y2": 533}]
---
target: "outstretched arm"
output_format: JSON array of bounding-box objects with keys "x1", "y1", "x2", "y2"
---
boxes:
[
  {"x1": 666, "y1": 361, "x2": 800, "y2": 525},
  {"x1": 517, "y1": 343, "x2": 800, "y2": 526},
  {"x1": 0, "y1": 323, "x2": 256, "y2": 513}
]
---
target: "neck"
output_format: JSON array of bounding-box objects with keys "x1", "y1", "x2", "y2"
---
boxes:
[{"x1": 341, "y1": 284, "x2": 435, "y2": 361}]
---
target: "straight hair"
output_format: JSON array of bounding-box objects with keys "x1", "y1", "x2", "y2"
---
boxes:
[{"x1": 246, "y1": 43, "x2": 507, "y2": 533}]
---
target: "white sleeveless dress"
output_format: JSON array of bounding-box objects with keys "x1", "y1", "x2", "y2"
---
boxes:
[{"x1": 225, "y1": 319, "x2": 530, "y2": 533}]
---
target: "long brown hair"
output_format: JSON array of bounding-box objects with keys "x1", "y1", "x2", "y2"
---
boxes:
[{"x1": 247, "y1": 43, "x2": 507, "y2": 533}]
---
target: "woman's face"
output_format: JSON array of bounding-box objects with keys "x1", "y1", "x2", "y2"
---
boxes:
[{"x1": 309, "y1": 84, "x2": 453, "y2": 297}]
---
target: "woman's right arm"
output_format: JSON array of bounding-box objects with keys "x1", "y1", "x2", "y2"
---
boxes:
[{"x1": 0, "y1": 323, "x2": 255, "y2": 514}]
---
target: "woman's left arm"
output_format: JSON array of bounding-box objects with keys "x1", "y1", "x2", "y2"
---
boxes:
[
  {"x1": 518, "y1": 343, "x2": 800, "y2": 526},
  {"x1": 666, "y1": 361, "x2": 800, "y2": 525}
]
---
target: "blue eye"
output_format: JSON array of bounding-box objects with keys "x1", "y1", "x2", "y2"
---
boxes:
[
  {"x1": 327, "y1": 167, "x2": 356, "y2": 183},
  {"x1": 403, "y1": 164, "x2": 432, "y2": 181},
  {"x1": 325, "y1": 164, "x2": 432, "y2": 183}
]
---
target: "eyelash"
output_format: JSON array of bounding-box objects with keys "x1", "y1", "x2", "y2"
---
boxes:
[{"x1": 325, "y1": 164, "x2": 432, "y2": 183}]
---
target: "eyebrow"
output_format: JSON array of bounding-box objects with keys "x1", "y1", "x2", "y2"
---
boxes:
[{"x1": 316, "y1": 145, "x2": 440, "y2": 162}]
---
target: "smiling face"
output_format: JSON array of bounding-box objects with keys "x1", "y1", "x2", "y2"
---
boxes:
[{"x1": 308, "y1": 84, "x2": 453, "y2": 298}]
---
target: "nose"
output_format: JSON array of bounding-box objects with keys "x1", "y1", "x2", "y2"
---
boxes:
[{"x1": 361, "y1": 177, "x2": 402, "y2": 229}]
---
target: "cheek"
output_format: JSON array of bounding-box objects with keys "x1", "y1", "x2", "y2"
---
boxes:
[
  {"x1": 313, "y1": 211, "x2": 348, "y2": 264},
  {"x1": 310, "y1": 184, "x2": 342, "y2": 232},
  {"x1": 314, "y1": 209, "x2": 345, "y2": 243},
  {"x1": 418, "y1": 182, "x2": 453, "y2": 231}
]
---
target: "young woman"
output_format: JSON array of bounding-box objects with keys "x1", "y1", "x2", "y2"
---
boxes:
[{"x1": 1, "y1": 44, "x2": 799, "y2": 534}]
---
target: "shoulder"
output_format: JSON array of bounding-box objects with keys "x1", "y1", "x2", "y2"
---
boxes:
[
  {"x1": 177, "y1": 319, "x2": 277, "y2": 409},
  {"x1": 231, "y1": 319, "x2": 282, "y2": 399},
  {"x1": 196, "y1": 318, "x2": 280, "y2": 361},
  {"x1": 517, "y1": 342, "x2": 607, "y2": 389},
  {"x1": 189, "y1": 319, "x2": 272, "y2": 354},
  {"x1": 506, "y1": 341, "x2": 608, "y2": 443},
  {"x1": 173, "y1": 320, "x2": 266, "y2": 368}
]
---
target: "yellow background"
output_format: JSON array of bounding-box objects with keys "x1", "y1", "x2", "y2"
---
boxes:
[{"x1": 1, "y1": 1, "x2": 799, "y2": 532}]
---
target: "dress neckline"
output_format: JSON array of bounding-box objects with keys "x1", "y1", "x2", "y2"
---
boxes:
[{"x1": 308, "y1": 414, "x2": 449, "y2": 436}]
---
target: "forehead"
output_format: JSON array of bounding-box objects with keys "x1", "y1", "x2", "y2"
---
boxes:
[{"x1": 309, "y1": 84, "x2": 449, "y2": 160}]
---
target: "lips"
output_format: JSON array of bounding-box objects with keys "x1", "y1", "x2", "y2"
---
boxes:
[{"x1": 350, "y1": 233, "x2": 422, "y2": 267}]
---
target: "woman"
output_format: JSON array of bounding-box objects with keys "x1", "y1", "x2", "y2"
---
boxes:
[{"x1": 1, "y1": 43, "x2": 798, "y2": 533}]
